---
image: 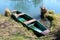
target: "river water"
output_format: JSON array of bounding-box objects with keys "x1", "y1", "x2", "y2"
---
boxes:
[
  {"x1": 43, "y1": 0, "x2": 60, "y2": 14},
  {"x1": 0, "y1": 0, "x2": 60, "y2": 20}
]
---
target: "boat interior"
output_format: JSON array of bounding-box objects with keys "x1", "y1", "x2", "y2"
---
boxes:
[{"x1": 27, "y1": 21, "x2": 47, "y2": 31}]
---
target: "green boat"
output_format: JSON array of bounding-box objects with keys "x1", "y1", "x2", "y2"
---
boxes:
[{"x1": 11, "y1": 11, "x2": 50, "y2": 35}]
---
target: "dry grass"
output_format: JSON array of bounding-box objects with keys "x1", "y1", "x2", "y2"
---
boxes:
[{"x1": 0, "y1": 14, "x2": 60, "y2": 40}]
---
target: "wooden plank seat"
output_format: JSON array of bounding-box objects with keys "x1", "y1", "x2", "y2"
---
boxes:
[
  {"x1": 23, "y1": 19, "x2": 36, "y2": 25},
  {"x1": 13, "y1": 13, "x2": 25, "y2": 18}
]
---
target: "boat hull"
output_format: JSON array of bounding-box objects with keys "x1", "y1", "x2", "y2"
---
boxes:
[{"x1": 11, "y1": 11, "x2": 50, "y2": 35}]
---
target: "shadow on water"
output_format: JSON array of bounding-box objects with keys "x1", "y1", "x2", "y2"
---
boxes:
[{"x1": 11, "y1": 15, "x2": 44, "y2": 37}]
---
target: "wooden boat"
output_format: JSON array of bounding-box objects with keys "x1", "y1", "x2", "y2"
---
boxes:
[{"x1": 11, "y1": 11, "x2": 50, "y2": 35}]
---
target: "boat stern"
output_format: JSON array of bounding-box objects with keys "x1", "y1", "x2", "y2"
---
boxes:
[{"x1": 41, "y1": 29, "x2": 50, "y2": 35}]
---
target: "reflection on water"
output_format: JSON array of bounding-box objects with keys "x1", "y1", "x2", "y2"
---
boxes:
[
  {"x1": 0, "y1": 0, "x2": 60, "y2": 20},
  {"x1": 43, "y1": 0, "x2": 60, "y2": 13},
  {"x1": 0, "y1": 0, "x2": 42, "y2": 20}
]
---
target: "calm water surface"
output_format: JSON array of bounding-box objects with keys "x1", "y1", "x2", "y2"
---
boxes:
[
  {"x1": 0, "y1": 0, "x2": 60, "y2": 20},
  {"x1": 43, "y1": 0, "x2": 60, "y2": 13}
]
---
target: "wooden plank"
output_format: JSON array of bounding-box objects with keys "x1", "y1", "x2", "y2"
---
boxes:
[
  {"x1": 41, "y1": 29, "x2": 50, "y2": 35},
  {"x1": 23, "y1": 19, "x2": 36, "y2": 24},
  {"x1": 13, "y1": 13, "x2": 24, "y2": 18}
]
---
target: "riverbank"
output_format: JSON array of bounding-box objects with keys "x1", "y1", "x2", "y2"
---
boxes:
[{"x1": 0, "y1": 14, "x2": 60, "y2": 40}]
